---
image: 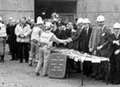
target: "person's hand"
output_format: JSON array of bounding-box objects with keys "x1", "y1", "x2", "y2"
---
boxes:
[
  {"x1": 93, "y1": 50, "x2": 96, "y2": 55},
  {"x1": 97, "y1": 45, "x2": 103, "y2": 50},
  {"x1": 89, "y1": 48, "x2": 93, "y2": 52},
  {"x1": 66, "y1": 38, "x2": 72, "y2": 43},
  {"x1": 113, "y1": 40, "x2": 120, "y2": 45},
  {"x1": 38, "y1": 42, "x2": 41, "y2": 47},
  {"x1": 115, "y1": 49, "x2": 120, "y2": 55}
]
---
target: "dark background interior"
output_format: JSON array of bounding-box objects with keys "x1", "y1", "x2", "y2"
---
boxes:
[{"x1": 35, "y1": 0, "x2": 76, "y2": 20}]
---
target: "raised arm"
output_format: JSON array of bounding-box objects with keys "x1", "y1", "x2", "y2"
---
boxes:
[{"x1": 51, "y1": 34, "x2": 72, "y2": 44}]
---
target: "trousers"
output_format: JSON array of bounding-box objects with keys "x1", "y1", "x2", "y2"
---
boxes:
[
  {"x1": 35, "y1": 47, "x2": 50, "y2": 76},
  {"x1": 29, "y1": 41, "x2": 39, "y2": 62},
  {"x1": 17, "y1": 42, "x2": 30, "y2": 63}
]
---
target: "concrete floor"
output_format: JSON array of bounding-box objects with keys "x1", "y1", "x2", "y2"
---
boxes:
[{"x1": 0, "y1": 47, "x2": 120, "y2": 87}]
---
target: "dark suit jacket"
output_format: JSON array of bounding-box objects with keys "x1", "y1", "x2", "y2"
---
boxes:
[
  {"x1": 6, "y1": 24, "x2": 17, "y2": 43},
  {"x1": 68, "y1": 25, "x2": 92, "y2": 52},
  {"x1": 78, "y1": 26, "x2": 92, "y2": 53},
  {"x1": 96, "y1": 26, "x2": 114, "y2": 57},
  {"x1": 68, "y1": 27, "x2": 82, "y2": 50}
]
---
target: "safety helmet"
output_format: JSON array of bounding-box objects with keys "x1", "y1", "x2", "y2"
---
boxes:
[
  {"x1": 96, "y1": 15, "x2": 105, "y2": 22},
  {"x1": 113, "y1": 22, "x2": 120, "y2": 29}
]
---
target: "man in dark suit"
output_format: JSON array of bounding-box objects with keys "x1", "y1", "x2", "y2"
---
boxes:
[
  {"x1": 78, "y1": 18, "x2": 93, "y2": 76},
  {"x1": 69, "y1": 18, "x2": 84, "y2": 50},
  {"x1": 7, "y1": 18, "x2": 17, "y2": 61},
  {"x1": 78, "y1": 18, "x2": 92, "y2": 53}
]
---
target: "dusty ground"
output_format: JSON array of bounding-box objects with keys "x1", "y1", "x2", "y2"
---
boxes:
[{"x1": 0, "y1": 45, "x2": 120, "y2": 87}]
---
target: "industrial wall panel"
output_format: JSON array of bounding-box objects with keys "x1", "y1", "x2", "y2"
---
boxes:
[
  {"x1": 77, "y1": 0, "x2": 120, "y2": 25},
  {"x1": 0, "y1": 0, "x2": 34, "y2": 20}
]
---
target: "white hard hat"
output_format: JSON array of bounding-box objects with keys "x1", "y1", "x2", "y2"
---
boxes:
[
  {"x1": 36, "y1": 16, "x2": 44, "y2": 24},
  {"x1": 113, "y1": 22, "x2": 120, "y2": 29},
  {"x1": 77, "y1": 18, "x2": 84, "y2": 24},
  {"x1": 96, "y1": 15, "x2": 105, "y2": 22},
  {"x1": 83, "y1": 18, "x2": 91, "y2": 23}
]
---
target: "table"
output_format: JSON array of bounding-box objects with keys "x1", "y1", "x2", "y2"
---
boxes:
[{"x1": 51, "y1": 48, "x2": 110, "y2": 86}]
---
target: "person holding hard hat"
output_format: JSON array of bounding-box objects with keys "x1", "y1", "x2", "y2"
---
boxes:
[
  {"x1": 0, "y1": 16, "x2": 7, "y2": 62},
  {"x1": 35, "y1": 21, "x2": 72, "y2": 76},
  {"x1": 109, "y1": 23, "x2": 120, "y2": 84}
]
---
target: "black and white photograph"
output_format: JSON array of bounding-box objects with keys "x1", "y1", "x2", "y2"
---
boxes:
[{"x1": 0, "y1": 0, "x2": 120, "y2": 87}]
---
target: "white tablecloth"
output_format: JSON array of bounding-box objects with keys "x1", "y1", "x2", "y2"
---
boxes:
[{"x1": 53, "y1": 49, "x2": 109, "y2": 63}]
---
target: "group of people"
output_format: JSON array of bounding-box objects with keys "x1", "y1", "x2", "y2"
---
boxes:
[{"x1": 0, "y1": 12, "x2": 120, "y2": 84}]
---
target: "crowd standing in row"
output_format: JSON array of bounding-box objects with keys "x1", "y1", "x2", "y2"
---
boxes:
[{"x1": 0, "y1": 13, "x2": 120, "y2": 84}]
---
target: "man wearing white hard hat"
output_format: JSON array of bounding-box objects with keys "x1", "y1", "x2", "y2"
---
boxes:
[
  {"x1": 0, "y1": 16, "x2": 7, "y2": 62},
  {"x1": 35, "y1": 21, "x2": 72, "y2": 76},
  {"x1": 29, "y1": 16, "x2": 44, "y2": 66},
  {"x1": 109, "y1": 22, "x2": 120, "y2": 84},
  {"x1": 89, "y1": 15, "x2": 109, "y2": 54},
  {"x1": 89, "y1": 15, "x2": 111, "y2": 80}
]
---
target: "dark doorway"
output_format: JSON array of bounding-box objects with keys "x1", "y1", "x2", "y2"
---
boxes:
[{"x1": 35, "y1": 0, "x2": 77, "y2": 21}]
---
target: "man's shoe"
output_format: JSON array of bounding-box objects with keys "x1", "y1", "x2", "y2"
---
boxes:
[
  {"x1": 90, "y1": 73, "x2": 97, "y2": 78},
  {"x1": 95, "y1": 75, "x2": 104, "y2": 80},
  {"x1": 36, "y1": 72, "x2": 40, "y2": 76},
  {"x1": 20, "y1": 60, "x2": 23, "y2": 63},
  {"x1": 29, "y1": 60, "x2": 33, "y2": 66},
  {"x1": 10, "y1": 59, "x2": 15, "y2": 61}
]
